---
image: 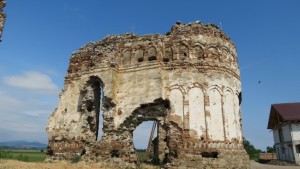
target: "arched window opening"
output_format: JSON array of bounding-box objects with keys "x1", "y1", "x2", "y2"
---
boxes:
[
  {"x1": 136, "y1": 49, "x2": 144, "y2": 63},
  {"x1": 90, "y1": 80, "x2": 104, "y2": 141},
  {"x1": 208, "y1": 46, "x2": 219, "y2": 60},
  {"x1": 164, "y1": 47, "x2": 173, "y2": 62},
  {"x1": 97, "y1": 86, "x2": 104, "y2": 140},
  {"x1": 123, "y1": 50, "x2": 131, "y2": 65},
  {"x1": 178, "y1": 44, "x2": 189, "y2": 60},
  {"x1": 78, "y1": 76, "x2": 104, "y2": 141},
  {"x1": 148, "y1": 47, "x2": 157, "y2": 61},
  {"x1": 193, "y1": 46, "x2": 204, "y2": 60}
]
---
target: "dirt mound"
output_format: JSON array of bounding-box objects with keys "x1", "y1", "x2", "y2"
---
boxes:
[{"x1": 266, "y1": 160, "x2": 296, "y2": 166}]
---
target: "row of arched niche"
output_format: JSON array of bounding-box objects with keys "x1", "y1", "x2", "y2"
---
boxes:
[
  {"x1": 168, "y1": 84, "x2": 242, "y2": 142},
  {"x1": 116, "y1": 42, "x2": 237, "y2": 67}
]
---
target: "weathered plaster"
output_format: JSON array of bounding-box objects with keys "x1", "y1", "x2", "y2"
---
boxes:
[
  {"x1": 47, "y1": 21, "x2": 249, "y2": 168},
  {"x1": 292, "y1": 124, "x2": 300, "y2": 140},
  {"x1": 274, "y1": 123, "x2": 300, "y2": 165}
]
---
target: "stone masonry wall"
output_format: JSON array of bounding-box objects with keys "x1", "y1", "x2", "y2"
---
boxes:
[{"x1": 47, "y1": 21, "x2": 250, "y2": 168}]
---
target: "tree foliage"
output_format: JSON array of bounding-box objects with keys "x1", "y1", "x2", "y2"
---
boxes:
[
  {"x1": 266, "y1": 146, "x2": 275, "y2": 153},
  {"x1": 243, "y1": 137, "x2": 263, "y2": 161}
]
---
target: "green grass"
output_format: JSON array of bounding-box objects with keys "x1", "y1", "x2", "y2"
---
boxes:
[
  {"x1": 0, "y1": 149, "x2": 46, "y2": 162},
  {"x1": 137, "y1": 151, "x2": 149, "y2": 163}
]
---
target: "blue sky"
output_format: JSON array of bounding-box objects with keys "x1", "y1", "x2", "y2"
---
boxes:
[{"x1": 0, "y1": 0, "x2": 299, "y2": 150}]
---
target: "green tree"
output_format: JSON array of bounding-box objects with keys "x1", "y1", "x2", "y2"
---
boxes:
[
  {"x1": 243, "y1": 137, "x2": 262, "y2": 161},
  {"x1": 266, "y1": 146, "x2": 275, "y2": 153}
]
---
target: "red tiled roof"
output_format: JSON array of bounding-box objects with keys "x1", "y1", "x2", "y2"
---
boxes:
[
  {"x1": 267, "y1": 102, "x2": 300, "y2": 129},
  {"x1": 273, "y1": 102, "x2": 300, "y2": 120}
]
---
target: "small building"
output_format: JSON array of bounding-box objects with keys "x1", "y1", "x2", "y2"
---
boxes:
[{"x1": 268, "y1": 102, "x2": 300, "y2": 165}]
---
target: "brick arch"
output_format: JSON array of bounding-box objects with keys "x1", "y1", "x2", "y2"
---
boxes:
[
  {"x1": 118, "y1": 98, "x2": 170, "y2": 162},
  {"x1": 186, "y1": 82, "x2": 206, "y2": 94},
  {"x1": 176, "y1": 42, "x2": 189, "y2": 60},
  {"x1": 207, "y1": 85, "x2": 222, "y2": 95},
  {"x1": 220, "y1": 46, "x2": 230, "y2": 62},
  {"x1": 119, "y1": 98, "x2": 169, "y2": 133},
  {"x1": 168, "y1": 85, "x2": 186, "y2": 95},
  {"x1": 192, "y1": 43, "x2": 205, "y2": 60},
  {"x1": 134, "y1": 47, "x2": 144, "y2": 63},
  {"x1": 122, "y1": 49, "x2": 131, "y2": 65},
  {"x1": 207, "y1": 44, "x2": 220, "y2": 60},
  {"x1": 147, "y1": 46, "x2": 157, "y2": 61},
  {"x1": 163, "y1": 45, "x2": 174, "y2": 62}
]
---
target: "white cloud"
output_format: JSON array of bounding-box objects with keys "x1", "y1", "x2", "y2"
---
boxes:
[
  {"x1": 0, "y1": 71, "x2": 60, "y2": 143},
  {"x1": 0, "y1": 92, "x2": 53, "y2": 143},
  {"x1": 0, "y1": 93, "x2": 25, "y2": 109},
  {"x1": 3, "y1": 71, "x2": 59, "y2": 94}
]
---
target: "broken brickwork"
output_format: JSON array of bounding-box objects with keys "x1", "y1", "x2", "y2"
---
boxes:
[
  {"x1": 47, "y1": 21, "x2": 250, "y2": 168},
  {"x1": 0, "y1": 0, "x2": 5, "y2": 41}
]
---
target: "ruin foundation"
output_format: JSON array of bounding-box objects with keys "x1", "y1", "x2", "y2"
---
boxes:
[{"x1": 47, "y1": 21, "x2": 250, "y2": 168}]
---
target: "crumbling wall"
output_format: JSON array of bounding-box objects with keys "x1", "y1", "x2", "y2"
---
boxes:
[
  {"x1": 0, "y1": 0, "x2": 5, "y2": 41},
  {"x1": 47, "y1": 21, "x2": 250, "y2": 168}
]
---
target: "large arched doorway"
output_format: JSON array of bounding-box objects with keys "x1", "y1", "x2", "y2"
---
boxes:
[
  {"x1": 133, "y1": 120, "x2": 159, "y2": 163},
  {"x1": 118, "y1": 98, "x2": 170, "y2": 165}
]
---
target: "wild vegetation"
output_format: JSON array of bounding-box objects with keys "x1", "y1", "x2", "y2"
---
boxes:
[
  {"x1": 0, "y1": 149, "x2": 45, "y2": 162},
  {"x1": 0, "y1": 148, "x2": 160, "y2": 169},
  {"x1": 243, "y1": 137, "x2": 263, "y2": 161},
  {"x1": 243, "y1": 137, "x2": 276, "y2": 161}
]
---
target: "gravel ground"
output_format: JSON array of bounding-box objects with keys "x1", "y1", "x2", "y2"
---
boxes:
[{"x1": 250, "y1": 161, "x2": 300, "y2": 169}]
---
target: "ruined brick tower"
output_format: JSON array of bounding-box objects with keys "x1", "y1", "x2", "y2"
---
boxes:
[
  {"x1": 0, "y1": 0, "x2": 5, "y2": 41},
  {"x1": 47, "y1": 21, "x2": 250, "y2": 168}
]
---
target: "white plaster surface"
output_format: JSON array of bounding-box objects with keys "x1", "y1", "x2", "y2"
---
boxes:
[
  {"x1": 188, "y1": 87, "x2": 205, "y2": 138},
  {"x1": 224, "y1": 90, "x2": 237, "y2": 141},
  {"x1": 207, "y1": 88, "x2": 224, "y2": 141},
  {"x1": 169, "y1": 88, "x2": 184, "y2": 120},
  {"x1": 291, "y1": 123, "x2": 300, "y2": 141}
]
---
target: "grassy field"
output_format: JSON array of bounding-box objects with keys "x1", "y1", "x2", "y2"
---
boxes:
[
  {"x1": 0, "y1": 149, "x2": 161, "y2": 169},
  {"x1": 0, "y1": 149, "x2": 45, "y2": 162},
  {"x1": 0, "y1": 160, "x2": 159, "y2": 169}
]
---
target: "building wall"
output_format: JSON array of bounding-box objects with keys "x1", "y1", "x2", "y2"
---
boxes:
[
  {"x1": 291, "y1": 123, "x2": 300, "y2": 141},
  {"x1": 47, "y1": 22, "x2": 249, "y2": 168},
  {"x1": 283, "y1": 125, "x2": 292, "y2": 141},
  {"x1": 274, "y1": 123, "x2": 300, "y2": 165},
  {"x1": 291, "y1": 123, "x2": 300, "y2": 165},
  {"x1": 273, "y1": 129, "x2": 280, "y2": 144}
]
